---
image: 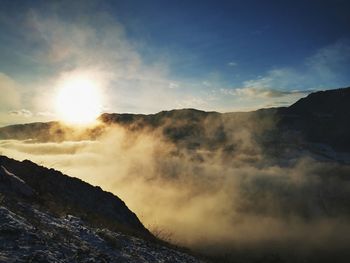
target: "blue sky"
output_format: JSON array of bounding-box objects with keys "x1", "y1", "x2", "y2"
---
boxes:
[
  {"x1": 0, "y1": 0, "x2": 350, "y2": 125},
  {"x1": 111, "y1": 1, "x2": 350, "y2": 81}
]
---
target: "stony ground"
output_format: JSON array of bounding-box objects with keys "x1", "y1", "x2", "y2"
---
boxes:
[{"x1": 0, "y1": 203, "x2": 203, "y2": 263}]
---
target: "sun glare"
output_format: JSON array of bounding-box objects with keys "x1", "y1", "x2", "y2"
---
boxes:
[{"x1": 55, "y1": 76, "x2": 103, "y2": 125}]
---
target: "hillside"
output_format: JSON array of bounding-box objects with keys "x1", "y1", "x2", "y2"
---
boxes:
[
  {"x1": 277, "y1": 87, "x2": 350, "y2": 151},
  {"x1": 0, "y1": 155, "x2": 204, "y2": 263}
]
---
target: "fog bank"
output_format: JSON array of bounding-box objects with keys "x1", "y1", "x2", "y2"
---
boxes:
[{"x1": 1, "y1": 123, "x2": 350, "y2": 261}]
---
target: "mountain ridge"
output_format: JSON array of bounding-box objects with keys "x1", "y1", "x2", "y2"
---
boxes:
[{"x1": 0, "y1": 86, "x2": 349, "y2": 154}]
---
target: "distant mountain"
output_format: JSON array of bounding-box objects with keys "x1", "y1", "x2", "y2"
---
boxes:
[
  {"x1": 89, "y1": 87, "x2": 350, "y2": 157},
  {"x1": 0, "y1": 121, "x2": 105, "y2": 142},
  {"x1": 0, "y1": 155, "x2": 203, "y2": 262},
  {"x1": 283, "y1": 87, "x2": 350, "y2": 115},
  {"x1": 277, "y1": 87, "x2": 350, "y2": 151},
  {"x1": 1, "y1": 86, "x2": 349, "y2": 157}
]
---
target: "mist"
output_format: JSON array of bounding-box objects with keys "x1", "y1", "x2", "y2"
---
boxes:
[{"x1": 1, "y1": 119, "x2": 350, "y2": 261}]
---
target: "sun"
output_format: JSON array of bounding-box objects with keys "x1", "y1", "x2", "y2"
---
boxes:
[{"x1": 55, "y1": 76, "x2": 103, "y2": 125}]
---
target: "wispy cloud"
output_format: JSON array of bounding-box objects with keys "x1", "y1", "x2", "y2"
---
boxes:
[
  {"x1": 306, "y1": 39, "x2": 350, "y2": 82},
  {"x1": 169, "y1": 39, "x2": 350, "y2": 112},
  {"x1": 1, "y1": 2, "x2": 349, "y2": 119},
  {"x1": 221, "y1": 87, "x2": 311, "y2": 98},
  {"x1": 168, "y1": 82, "x2": 179, "y2": 89},
  {"x1": 242, "y1": 68, "x2": 302, "y2": 90},
  {"x1": 227, "y1": 61, "x2": 238, "y2": 67},
  {"x1": 241, "y1": 39, "x2": 350, "y2": 92},
  {"x1": 8, "y1": 109, "x2": 33, "y2": 117},
  {"x1": 176, "y1": 96, "x2": 209, "y2": 108},
  {"x1": 214, "y1": 39, "x2": 350, "y2": 109},
  {"x1": 0, "y1": 73, "x2": 21, "y2": 111},
  {"x1": 36, "y1": 111, "x2": 55, "y2": 117},
  {"x1": 0, "y1": 2, "x2": 191, "y2": 118}
]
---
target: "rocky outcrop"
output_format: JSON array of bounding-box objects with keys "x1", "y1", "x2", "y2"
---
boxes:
[
  {"x1": 0, "y1": 155, "x2": 149, "y2": 236},
  {"x1": 0, "y1": 204, "x2": 203, "y2": 263},
  {"x1": 0, "y1": 155, "x2": 204, "y2": 262}
]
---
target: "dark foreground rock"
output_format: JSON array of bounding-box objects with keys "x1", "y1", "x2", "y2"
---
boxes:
[{"x1": 0, "y1": 155, "x2": 204, "y2": 263}]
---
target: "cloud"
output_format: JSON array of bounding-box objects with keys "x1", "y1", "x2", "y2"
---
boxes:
[
  {"x1": 178, "y1": 39, "x2": 350, "y2": 111},
  {"x1": 221, "y1": 86, "x2": 310, "y2": 99},
  {"x1": 36, "y1": 111, "x2": 55, "y2": 117},
  {"x1": 306, "y1": 39, "x2": 350, "y2": 82},
  {"x1": 240, "y1": 39, "x2": 350, "y2": 93},
  {"x1": 0, "y1": 1, "x2": 196, "y2": 120},
  {"x1": 176, "y1": 96, "x2": 209, "y2": 108},
  {"x1": 1, "y1": 121, "x2": 350, "y2": 260},
  {"x1": 0, "y1": 73, "x2": 21, "y2": 111},
  {"x1": 0, "y1": 73, "x2": 32, "y2": 126},
  {"x1": 168, "y1": 82, "x2": 179, "y2": 89},
  {"x1": 1, "y1": 2, "x2": 349, "y2": 121},
  {"x1": 22, "y1": 4, "x2": 200, "y2": 115},
  {"x1": 27, "y1": 8, "x2": 133, "y2": 68},
  {"x1": 242, "y1": 68, "x2": 303, "y2": 90},
  {"x1": 215, "y1": 85, "x2": 312, "y2": 110},
  {"x1": 227, "y1": 61, "x2": 237, "y2": 67},
  {"x1": 8, "y1": 109, "x2": 33, "y2": 117},
  {"x1": 202, "y1": 81, "x2": 211, "y2": 87},
  {"x1": 216, "y1": 39, "x2": 350, "y2": 109}
]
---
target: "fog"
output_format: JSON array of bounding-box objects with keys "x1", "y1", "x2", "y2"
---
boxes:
[{"x1": 1, "y1": 121, "x2": 350, "y2": 261}]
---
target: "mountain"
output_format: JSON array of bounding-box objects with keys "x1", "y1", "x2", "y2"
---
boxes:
[
  {"x1": 0, "y1": 155, "x2": 204, "y2": 263},
  {"x1": 1, "y1": 87, "x2": 349, "y2": 169},
  {"x1": 0, "y1": 155, "x2": 147, "y2": 235},
  {"x1": 277, "y1": 87, "x2": 350, "y2": 151},
  {"x1": 0, "y1": 121, "x2": 105, "y2": 142},
  {"x1": 1, "y1": 87, "x2": 350, "y2": 262},
  {"x1": 2, "y1": 87, "x2": 349, "y2": 163}
]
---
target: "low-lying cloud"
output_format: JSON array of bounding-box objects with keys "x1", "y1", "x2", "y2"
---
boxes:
[{"x1": 1, "y1": 122, "x2": 350, "y2": 261}]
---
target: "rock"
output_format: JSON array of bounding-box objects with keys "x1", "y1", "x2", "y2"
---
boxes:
[{"x1": 0, "y1": 166, "x2": 34, "y2": 197}]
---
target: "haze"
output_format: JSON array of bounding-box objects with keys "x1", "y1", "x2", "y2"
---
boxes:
[{"x1": 1, "y1": 1, "x2": 350, "y2": 262}]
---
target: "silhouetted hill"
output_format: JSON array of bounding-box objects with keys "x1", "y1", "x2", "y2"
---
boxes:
[
  {"x1": 0, "y1": 155, "x2": 148, "y2": 236},
  {"x1": 0, "y1": 155, "x2": 204, "y2": 262},
  {"x1": 1, "y1": 87, "x2": 349, "y2": 154},
  {"x1": 277, "y1": 87, "x2": 350, "y2": 151},
  {"x1": 285, "y1": 87, "x2": 350, "y2": 115},
  {"x1": 0, "y1": 121, "x2": 105, "y2": 142}
]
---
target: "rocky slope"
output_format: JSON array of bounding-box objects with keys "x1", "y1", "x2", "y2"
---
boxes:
[{"x1": 0, "y1": 156, "x2": 204, "y2": 263}]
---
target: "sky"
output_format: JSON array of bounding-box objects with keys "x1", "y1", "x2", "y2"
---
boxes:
[{"x1": 1, "y1": 0, "x2": 350, "y2": 126}]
